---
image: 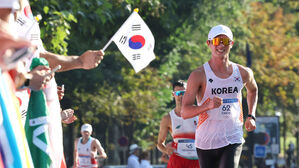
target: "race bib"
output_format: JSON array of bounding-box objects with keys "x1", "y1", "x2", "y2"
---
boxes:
[
  {"x1": 177, "y1": 139, "x2": 197, "y2": 159},
  {"x1": 79, "y1": 155, "x2": 91, "y2": 166},
  {"x1": 220, "y1": 98, "x2": 238, "y2": 119},
  {"x1": 208, "y1": 98, "x2": 240, "y2": 120}
]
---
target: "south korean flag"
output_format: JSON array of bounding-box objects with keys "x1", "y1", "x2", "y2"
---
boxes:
[{"x1": 111, "y1": 9, "x2": 155, "y2": 73}]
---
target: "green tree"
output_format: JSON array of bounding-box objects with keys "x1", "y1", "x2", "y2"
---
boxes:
[
  {"x1": 246, "y1": 1, "x2": 298, "y2": 122},
  {"x1": 245, "y1": 1, "x2": 299, "y2": 154}
]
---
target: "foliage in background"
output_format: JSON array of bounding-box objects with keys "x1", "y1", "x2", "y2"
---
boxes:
[
  {"x1": 245, "y1": 2, "x2": 299, "y2": 133},
  {"x1": 29, "y1": 0, "x2": 298, "y2": 165}
]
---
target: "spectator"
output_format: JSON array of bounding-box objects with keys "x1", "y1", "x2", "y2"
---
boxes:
[
  {"x1": 127, "y1": 144, "x2": 141, "y2": 168},
  {"x1": 139, "y1": 151, "x2": 152, "y2": 168}
]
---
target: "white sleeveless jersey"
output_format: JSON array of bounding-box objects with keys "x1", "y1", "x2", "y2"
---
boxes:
[
  {"x1": 195, "y1": 62, "x2": 245, "y2": 150},
  {"x1": 170, "y1": 109, "x2": 198, "y2": 160},
  {"x1": 77, "y1": 137, "x2": 98, "y2": 168}
]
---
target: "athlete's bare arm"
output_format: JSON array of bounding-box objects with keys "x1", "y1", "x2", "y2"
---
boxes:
[
  {"x1": 73, "y1": 138, "x2": 79, "y2": 168},
  {"x1": 92, "y1": 139, "x2": 107, "y2": 159},
  {"x1": 157, "y1": 114, "x2": 175, "y2": 156},
  {"x1": 182, "y1": 68, "x2": 222, "y2": 119},
  {"x1": 238, "y1": 65, "x2": 258, "y2": 132}
]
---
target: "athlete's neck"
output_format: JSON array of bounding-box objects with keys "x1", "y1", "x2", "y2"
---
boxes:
[
  {"x1": 208, "y1": 59, "x2": 232, "y2": 78},
  {"x1": 174, "y1": 106, "x2": 181, "y2": 117},
  {"x1": 210, "y1": 54, "x2": 230, "y2": 66},
  {"x1": 81, "y1": 136, "x2": 90, "y2": 144}
]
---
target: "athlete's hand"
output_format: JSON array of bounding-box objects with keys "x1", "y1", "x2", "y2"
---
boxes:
[
  {"x1": 245, "y1": 117, "x2": 256, "y2": 132},
  {"x1": 205, "y1": 96, "x2": 223, "y2": 110},
  {"x1": 165, "y1": 146, "x2": 175, "y2": 156},
  {"x1": 72, "y1": 163, "x2": 78, "y2": 168},
  {"x1": 91, "y1": 151, "x2": 97, "y2": 158}
]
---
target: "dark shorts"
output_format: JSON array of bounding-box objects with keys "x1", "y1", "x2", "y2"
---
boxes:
[
  {"x1": 167, "y1": 153, "x2": 200, "y2": 168},
  {"x1": 196, "y1": 143, "x2": 242, "y2": 168}
]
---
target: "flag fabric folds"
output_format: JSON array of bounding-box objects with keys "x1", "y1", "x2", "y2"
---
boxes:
[
  {"x1": 43, "y1": 74, "x2": 65, "y2": 168},
  {"x1": 0, "y1": 149, "x2": 4, "y2": 168},
  {"x1": 25, "y1": 58, "x2": 52, "y2": 168},
  {"x1": 24, "y1": 57, "x2": 66, "y2": 168},
  {"x1": 111, "y1": 9, "x2": 155, "y2": 73},
  {"x1": 0, "y1": 70, "x2": 34, "y2": 168},
  {"x1": 25, "y1": 88, "x2": 52, "y2": 168}
]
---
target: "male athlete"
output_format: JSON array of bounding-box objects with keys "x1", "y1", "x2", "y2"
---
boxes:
[
  {"x1": 157, "y1": 80, "x2": 199, "y2": 168},
  {"x1": 182, "y1": 25, "x2": 258, "y2": 168},
  {"x1": 74, "y1": 123, "x2": 107, "y2": 168}
]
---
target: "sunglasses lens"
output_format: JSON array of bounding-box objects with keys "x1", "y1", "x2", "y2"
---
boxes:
[
  {"x1": 175, "y1": 91, "x2": 185, "y2": 96},
  {"x1": 222, "y1": 38, "x2": 229, "y2": 45},
  {"x1": 212, "y1": 38, "x2": 220, "y2": 46},
  {"x1": 212, "y1": 37, "x2": 230, "y2": 46}
]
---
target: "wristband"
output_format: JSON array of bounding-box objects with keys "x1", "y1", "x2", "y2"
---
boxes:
[{"x1": 247, "y1": 114, "x2": 256, "y2": 121}]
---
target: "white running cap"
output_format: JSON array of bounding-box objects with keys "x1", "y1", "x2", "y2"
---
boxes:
[
  {"x1": 208, "y1": 25, "x2": 233, "y2": 41},
  {"x1": 81, "y1": 123, "x2": 93, "y2": 134}
]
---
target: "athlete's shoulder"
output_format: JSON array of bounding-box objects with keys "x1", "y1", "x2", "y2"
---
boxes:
[
  {"x1": 191, "y1": 65, "x2": 205, "y2": 75},
  {"x1": 74, "y1": 137, "x2": 80, "y2": 146},
  {"x1": 236, "y1": 64, "x2": 254, "y2": 80},
  {"x1": 187, "y1": 65, "x2": 206, "y2": 86},
  {"x1": 162, "y1": 112, "x2": 171, "y2": 121},
  {"x1": 92, "y1": 138, "x2": 101, "y2": 145},
  {"x1": 161, "y1": 113, "x2": 171, "y2": 126},
  {"x1": 235, "y1": 62, "x2": 251, "y2": 71}
]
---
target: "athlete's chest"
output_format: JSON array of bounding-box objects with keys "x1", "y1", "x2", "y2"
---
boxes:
[{"x1": 205, "y1": 73, "x2": 243, "y2": 97}]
